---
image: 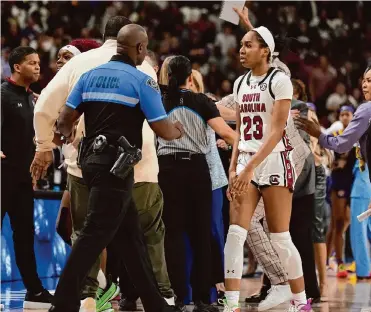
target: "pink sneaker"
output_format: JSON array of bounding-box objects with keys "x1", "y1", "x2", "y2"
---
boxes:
[{"x1": 288, "y1": 299, "x2": 312, "y2": 311}]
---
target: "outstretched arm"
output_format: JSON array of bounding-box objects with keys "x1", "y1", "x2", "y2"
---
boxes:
[{"x1": 295, "y1": 103, "x2": 371, "y2": 154}]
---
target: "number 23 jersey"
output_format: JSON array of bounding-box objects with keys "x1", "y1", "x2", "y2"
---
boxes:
[{"x1": 233, "y1": 68, "x2": 293, "y2": 153}]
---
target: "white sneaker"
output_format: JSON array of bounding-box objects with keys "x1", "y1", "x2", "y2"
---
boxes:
[
  {"x1": 164, "y1": 297, "x2": 175, "y2": 306},
  {"x1": 218, "y1": 298, "x2": 240, "y2": 312},
  {"x1": 258, "y1": 285, "x2": 292, "y2": 311},
  {"x1": 287, "y1": 299, "x2": 313, "y2": 311},
  {"x1": 80, "y1": 297, "x2": 96, "y2": 312}
]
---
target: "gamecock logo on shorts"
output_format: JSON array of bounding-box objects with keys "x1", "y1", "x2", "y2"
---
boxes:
[{"x1": 269, "y1": 175, "x2": 280, "y2": 185}]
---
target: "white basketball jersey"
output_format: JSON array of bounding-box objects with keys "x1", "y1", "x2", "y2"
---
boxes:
[{"x1": 234, "y1": 68, "x2": 292, "y2": 153}]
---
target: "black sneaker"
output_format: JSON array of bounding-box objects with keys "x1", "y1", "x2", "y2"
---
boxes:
[
  {"x1": 217, "y1": 291, "x2": 225, "y2": 306},
  {"x1": 162, "y1": 305, "x2": 186, "y2": 312},
  {"x1": 244, "y1": 286, "x2": 268, "y2": 304},
  {"x1": 193, "y1": 301, "x2": 219, "y2": 312},
  {"x1": 311, "y1": 297, "x2": 321, "y2": 305},
  {"x1": 119, "y1": 298, "x2": 141, "y2": 311},
  {"x1": 24, "y1": 289, "x2": 53, "y2": 309},
  {"x1": 174, "y1": 300, "x2": 187, "y2": 312},
  {"x1": 245, "y1": 293, "x2": 262, "y2": 304}
]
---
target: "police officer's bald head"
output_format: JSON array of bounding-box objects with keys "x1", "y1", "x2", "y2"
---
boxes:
[{"x1": 117, "y1": 24, "x2": 148, "y2": 66}]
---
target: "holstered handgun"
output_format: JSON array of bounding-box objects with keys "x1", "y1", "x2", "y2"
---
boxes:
[{"x1": 110, "y1": 136, "x2": 142, "y2": 180}]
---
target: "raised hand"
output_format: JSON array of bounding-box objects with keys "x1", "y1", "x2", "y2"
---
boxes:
[{"x1": 233, "y1": 6, "x2": 254, "y2": 31}]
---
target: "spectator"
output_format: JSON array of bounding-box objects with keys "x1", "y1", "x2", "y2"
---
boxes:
[
  {"x1": 326, "y1": 82, "x2": 348, "y2": 112},
  {"x1": 2, "y1": 0, "x2": 370, "y2": 113},
  {"x1": 339, "y1": 61, "x2": 359, "y2": 93},
  {"x1": 214, "y1": 23, "x2": 237, "y2": 58},
  {"x1": 1, "y1": 47, "x2": 11, "y2": 81},
  {"x1": 309, "y1": 55, "x2": 337, "y2": 103}
]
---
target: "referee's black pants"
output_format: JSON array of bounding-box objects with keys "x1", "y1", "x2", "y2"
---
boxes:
[
  {"x1": 1, "y1": 167, "x2": 44, "y2": 294},
  {"x1": 158, "y1": 154, "x2": 213, "y2": 303},
  {"x1": 290, "y1": 194, "x2": 320, "y2": 299},
  {"x1": 51, "y1": 163, "x2": 166, "y2": 312}
]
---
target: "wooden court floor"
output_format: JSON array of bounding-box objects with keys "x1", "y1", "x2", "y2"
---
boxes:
[{"x1": 2, "y1": 276, "x2": 371, "y2": 311}]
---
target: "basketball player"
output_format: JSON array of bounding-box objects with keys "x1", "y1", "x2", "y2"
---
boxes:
[
  {"x1": 222, "y1": 27, "x2": 311, "y2": 312},
  {"x1": 326, "y1": 106, "x2": 355, "y2": 278}
]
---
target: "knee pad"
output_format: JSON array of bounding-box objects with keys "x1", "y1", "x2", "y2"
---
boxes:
[
  {"x1": 271, "y1": 232, "x2": 303, "y2": 280},
  {"x1": 224, "y1": 225, "x2": 247, "y2": 279}
]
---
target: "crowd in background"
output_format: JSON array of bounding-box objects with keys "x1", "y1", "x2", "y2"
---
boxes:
[{"x1": 2, "y1": 1, "x2": 371, "y2": 125}]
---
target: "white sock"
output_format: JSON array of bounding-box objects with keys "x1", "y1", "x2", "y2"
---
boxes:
[
  {"x1": 225, "y1": 291, "x2": 240, "y2": 307},
  {"x1": 97, "y1": 269, "x2": 107, "y2": 289},
  {"x1": 292, "y1": 291, "x2": 307, "y2": 305}
]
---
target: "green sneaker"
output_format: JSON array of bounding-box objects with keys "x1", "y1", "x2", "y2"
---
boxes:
[
  {"x1": 96, "y1": 276, "x2": 120, "y2": 311},
  {"x1": 98, "y1": 301, "x2": 114, "y2": 312},
  {"x1": 218, "y1": 298, "x2": 240, "y2": 312}
]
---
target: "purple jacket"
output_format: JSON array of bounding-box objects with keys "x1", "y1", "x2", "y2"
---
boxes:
[{"x1": 319, "y1": 102, "x2": 371, "y2": 160}]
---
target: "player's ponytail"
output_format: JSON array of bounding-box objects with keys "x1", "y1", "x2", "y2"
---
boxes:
[
  {"x1": 273, "y1": 33, "x2": 293, "y2": 59},
  {"x1": 167, "y1": 55, "x2": 193, "y2": 101}
]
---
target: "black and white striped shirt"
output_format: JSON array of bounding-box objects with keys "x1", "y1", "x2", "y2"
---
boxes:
[{"x1": 157, "y1": 89, "x2": 220, "y2": 155}]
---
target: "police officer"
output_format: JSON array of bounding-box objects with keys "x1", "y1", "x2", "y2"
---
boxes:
[
  {"x1": 1, "y1": 46, "x2": 53, "y2": 309},
  {"x1": 50, "y1": 24, "x2": 184, "y2": 312}
]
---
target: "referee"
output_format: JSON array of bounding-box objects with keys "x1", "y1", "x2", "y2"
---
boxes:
[
  {"x1": 157, "y1": 55, "x2": 236, "y2": 311},
  {"x1": 50, "y1": 24, "x2": 183, "y2": 312}
]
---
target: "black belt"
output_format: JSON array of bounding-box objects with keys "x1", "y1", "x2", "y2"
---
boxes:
[
  {"x1": 83, "y1": 144, "x2": 118, "y2": 166},
  {"x1": 160, "y1": 152, "x2": 204, "y2": 161}
]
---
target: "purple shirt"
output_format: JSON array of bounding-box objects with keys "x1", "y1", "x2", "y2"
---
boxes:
[{"x1": 319, "y1": 102, "x2": 371, "y2": 159}]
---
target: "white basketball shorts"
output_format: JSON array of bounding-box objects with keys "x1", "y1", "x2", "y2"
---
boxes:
[{"x1": 236, "y1": 151, "x2": 296, "y2": 191}]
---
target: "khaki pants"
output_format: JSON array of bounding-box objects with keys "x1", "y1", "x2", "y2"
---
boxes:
[
  {"x1": 113, "y1": 182, "x2": 174, "y2": 299},
  {"x1": 68, "y1": 174, "x2": 100, "y2": 299},
  {"x1": 133, "y1": 182, "x2": 173, "y2": 298}
]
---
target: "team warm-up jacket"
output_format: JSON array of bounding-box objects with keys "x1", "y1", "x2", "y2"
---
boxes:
[{"x1": 1, "y1": 79, "x2": 35, "y2": 177}]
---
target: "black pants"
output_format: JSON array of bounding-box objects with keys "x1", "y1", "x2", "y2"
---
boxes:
[
  {"x1": 52, "y1": 163, "x2": 166, "y2": 312},
  {"x1": 1, "y1": 170, "x2": 43, "y2": 294},
  {"x1": 158, "y1": 154, "x2": 212, "y2": 303},
  {"x1": 106, "y1": 245, "x2": 137, "y2": 299},
  {"x1": 313, "y1": 165, "x2": 329, "y2": 244},
  {"x1": 290, "y1": 194, "x2": 320, "y2": 299}
]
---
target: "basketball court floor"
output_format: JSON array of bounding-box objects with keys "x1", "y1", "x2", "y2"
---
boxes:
[{"x1": 1, "y1": 276, "x2": 371, "y2": 312}]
